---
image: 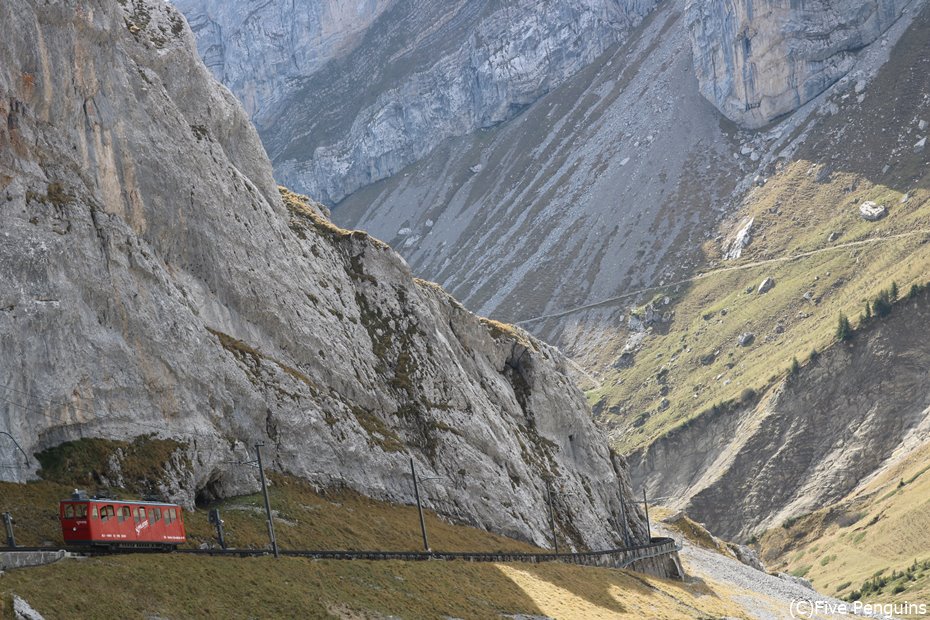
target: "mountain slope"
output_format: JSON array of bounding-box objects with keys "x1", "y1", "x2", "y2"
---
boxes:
[
  {"x1": 0, "y1": 0, "x2": 646, "y2": 551},
  {"x1": 610, "y1": 2, "x2": 930, "y2": 542},
  {"x1": 335, "y1": 1, "x2": 740, "y2": 329},
  {"x1": 169, "y1": 0, "x2": 929, "y2": 560},
  {"x1": 176, "y1": 0, "x2": 660, "y2": 205}
]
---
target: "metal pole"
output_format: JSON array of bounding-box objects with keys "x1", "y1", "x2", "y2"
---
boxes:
[
  {"x1": 618, "y1": 492, "x2": 631, "y2": 548},
  {"x1": 643, "y1": 487, "x2": 651, "y2": 541},
  {"x1": 547, "y1": 480, "x2": 559, "y2": 554},
  {"x1": 209, "y1": 508, "x2": 227, "y2": 549},
  {"x1": 3, "y1": 512, "x2": 15, "y2": 548},
  {"x1": 411, "y1": 457, "x2": 430, "y2": 552},
  {"x1": 254, "y1": 443, "x2": 279, "y2": 558}
]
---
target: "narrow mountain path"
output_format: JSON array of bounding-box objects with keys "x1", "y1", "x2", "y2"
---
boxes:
[{"x1": 516, "y1": 228, "x2": 930, "y2": 325}]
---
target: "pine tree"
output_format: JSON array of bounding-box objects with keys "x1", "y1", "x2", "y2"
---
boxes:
[
  {"x1": 836, "y1": 313, "x2": 853, "y2": 341},
  {"x1": 890, "y1": 280, "x2": 899, "y2": 301},
  {"x1": 873, "y1": 289, "x2": 892, "y2": 317},
  {"x1": 789, "y1": 357, "x2": 800, "y2": 376},
  {"x1": 864, "y1": 301, "x2": 872, "y2": 320}
]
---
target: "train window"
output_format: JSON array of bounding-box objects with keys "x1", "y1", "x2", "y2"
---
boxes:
[
  {"x1": 91, "y1": 506, "x2": 98, "y2": 519},
  {"x1": 134, "y1": 507, "x2": 145, "y2": 523},
  {"x1": 100, "y1": 505, "x2": 115, "y2": 521},
  {"x1": 149, "y1": 507, "x2": 161, "y2": 522},
  {"x1": 117, "y1": 506, "x2": 131, "y2": 523},
  {"x1": 76, "y1": 504, "x2": 87, "y2": 518},
  {"x1": 164, "y1": 509, "x2": 173, "y2": 525},
  {"x1": 64, "y1": 504, "x2": 75, "y2": 518}
]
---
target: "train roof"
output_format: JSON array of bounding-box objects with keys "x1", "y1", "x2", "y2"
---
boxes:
[{"x1": 60, "y1": 498, "x2": 180, "y2": 507}]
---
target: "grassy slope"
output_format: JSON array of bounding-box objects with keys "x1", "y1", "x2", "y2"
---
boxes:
[
  {"x1": 0, "y1": 554, "x2": 754, "y2": 620},
  {"x1": 0, "y1": 479, "x2": 754, "y2": 619},
  {"x1": 757, "y1": 439, "x2": 930, "y2": 614},
  {"x1": 584, "y1": 4, "x2": 930, "y2": 454}
]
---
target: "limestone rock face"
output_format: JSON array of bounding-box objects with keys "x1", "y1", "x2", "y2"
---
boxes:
[
  {"x1": 171, "y1": 0, "x2": 399, "y2": 121},
  {"x1": 0, "y1": 0, "x2": 646, "y2": 550},
  {"x1": 687, "y1": 0, "x2": 912, "y2": 127},
  {"x1": 175, "y1": 0, "x2": 659, "y2": 204}
]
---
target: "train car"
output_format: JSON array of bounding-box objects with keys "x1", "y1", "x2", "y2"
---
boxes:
[{"x1": 59, "y1": 491, "x2": 186, "y2": 549}]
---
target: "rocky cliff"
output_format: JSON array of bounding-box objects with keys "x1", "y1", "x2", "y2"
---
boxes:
[
  {"x1": 172, "y1": 0, "x2": 398, "y2": 121},
  {"x1": 0, "y1": 0, "x2": 647, "y2": 551},
  {"x1": 687, "y1": 0, "x2": 914, "y2": 127},
  {"x1": 176, "y1": 0, "x2": 659, "y2": 205},
  {"x1": 170, "y1": 0, "x2": 926, "y2": 342}
]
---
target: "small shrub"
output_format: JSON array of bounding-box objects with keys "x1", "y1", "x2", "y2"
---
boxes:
[
  {"x1": 809, "y1": 347, "x2": 819, "y2": 363},
  {"x1": 864, "y1": 301, "x2": 872, "y2": 320},
  {"x1": 791, "y1": 565, "x2": 812, "y2": 578},
  {"x1": 789, "y1": 357, "x2": 800, "y2": 376},
  {"x1": 909, "y1": 283, "x2": 921, "y2": 299},
  {"x1": 890, "y1": 281, "x2": 899, "y2": 301}
]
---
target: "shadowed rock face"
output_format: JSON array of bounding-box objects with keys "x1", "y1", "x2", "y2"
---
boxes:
[
  {"x1": 0, "y1": 0, "x2": 647, "y2": 550},
  {"x1": 687, "y1": 0, "x2": 912, "y2": 128},
  {"x1": 176, "y1": 0, "x2": 659, "y2": 205}
]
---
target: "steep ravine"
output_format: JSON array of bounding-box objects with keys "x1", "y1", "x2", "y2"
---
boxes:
[
  {"x1": 630, "y1": 289, "x2": 930, "y2": 541},
  {"x1": 0, "y1": 0, "x2": 646, "y2": 551}
]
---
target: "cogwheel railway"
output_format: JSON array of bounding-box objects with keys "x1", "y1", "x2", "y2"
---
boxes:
[{"x1": 5, "y1": 537, "x2": 683, "y2": 576}]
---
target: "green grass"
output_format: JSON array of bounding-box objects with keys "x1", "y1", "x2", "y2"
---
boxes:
[{"x1": 34, "y1": 436, "x2": 186, "y2": 497}]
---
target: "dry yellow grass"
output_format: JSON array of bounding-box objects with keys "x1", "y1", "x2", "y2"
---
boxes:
[
  {"x1": 0, "y1": 553, "x2": 756, "y2": 619},
  {"x1": 0, "y1": 476, "x2": 766, "y2": 619},
  {"x1": 760, "y1": 439, "x2": 930, "y2": 613}
]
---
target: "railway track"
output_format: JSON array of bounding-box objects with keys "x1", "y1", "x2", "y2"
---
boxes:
[{"x1": 6, "y1": 536, "x2": 680, "y2": 567}]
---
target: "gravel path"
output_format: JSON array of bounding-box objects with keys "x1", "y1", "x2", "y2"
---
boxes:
[{"x1": 655, "y1": 522, "x2": 901, "y2": 620}]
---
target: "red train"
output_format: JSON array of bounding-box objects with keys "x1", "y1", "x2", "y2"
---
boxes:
[{"x1": 59, "y1": 491, "x2": 186, "y2": 549}]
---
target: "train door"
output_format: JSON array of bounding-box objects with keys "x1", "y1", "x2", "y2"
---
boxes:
[
  {"x1": 147, "y1": 506, "x2": 164, "y2": 542},
  {"x1": 60, "y1": 502, "x2": 91, "y2": 543}
]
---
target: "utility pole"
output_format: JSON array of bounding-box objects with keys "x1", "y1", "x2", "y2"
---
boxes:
[
  {"x1": 3, "y1": 512, "x2": 14, "y2": 548},
  {"x1": 410, "y1": 457, "x2": 430, "y2": 552},
  {"x1": 254, "y1": 443, "x2": 279, "y2": 558},
  {"x1": 546, "y1": 480, "x2": 559, "y2": 554},
  {"x1": 643, "y1": 487, "x2": 651, "y2": 541},
  {"x1": 208, "y1": 508, "x2": 227, "y2": 549},
  {"x1": 617, "y1": 492, "x2": 631, "y2": 548}
]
